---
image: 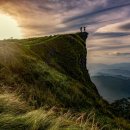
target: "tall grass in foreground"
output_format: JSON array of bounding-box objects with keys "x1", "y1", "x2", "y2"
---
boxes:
[
  {"x1": 0, "y1": 108, "x2": 106, "y2": 130},
  {"x1": 0, "y1": 92, "x2": 123, "y2": 130}
]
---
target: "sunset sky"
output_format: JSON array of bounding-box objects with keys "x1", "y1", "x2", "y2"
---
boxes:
[{"x1": 0, "y1": 0, "x2": 130, "y2": 64}]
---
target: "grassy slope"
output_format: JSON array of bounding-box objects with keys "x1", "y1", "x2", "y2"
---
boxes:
[
  {"x1": 0, "y1": 33, "x2": 129, "y2": 129},
  {"x1": 0, "y1": 93, "x2": 110, "y2": 130},
  {"x1": 0, "y1": 33, "x2": 103, "y2": 108}
]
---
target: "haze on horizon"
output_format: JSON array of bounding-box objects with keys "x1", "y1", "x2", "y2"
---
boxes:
[{"x1": 0, "y1": 0, "x2": 130, "y2": 64}]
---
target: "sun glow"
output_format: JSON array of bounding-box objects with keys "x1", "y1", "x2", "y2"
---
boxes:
[{"x1": 0, "y1": 14, "x2": 22, "y2": 40}]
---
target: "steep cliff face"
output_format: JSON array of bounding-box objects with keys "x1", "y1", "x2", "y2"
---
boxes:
[
  {"x1": 30, "y1": 33, "x2": 93, "y2": 84},
  {"x1": 30, "y1": 32, "x2": 102, "y2": 105},
  {"x1": 0, "y1": 33, "x2": 130, "y2": 129},
  {"x1": 0, "y1": 33, "x2": 105, "y2": 110}
]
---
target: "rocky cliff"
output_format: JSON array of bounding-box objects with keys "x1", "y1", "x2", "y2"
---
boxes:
[
  {"x1": 0, "y1": 32, "x2": 105, "y2": 109},
  {"x1": 0, "y1": 33, "x2": 129, "y2": 129}
]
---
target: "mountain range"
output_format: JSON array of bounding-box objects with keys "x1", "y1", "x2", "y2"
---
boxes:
[{"x1": 89, "y1": 63, "x2": 130, "y2": 102}]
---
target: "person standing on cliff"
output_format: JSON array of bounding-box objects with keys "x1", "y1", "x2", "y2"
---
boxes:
[
  {"x1": 80, "y1": 27, "x2": 82, "y2": 32},
  {"x1": 84, "y1": 26, "x2": 86, "y2": 32}
]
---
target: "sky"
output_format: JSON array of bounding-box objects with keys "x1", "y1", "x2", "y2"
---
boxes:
[{"x1": 0, "y1": 0, "x2": 130, "y2": 64}]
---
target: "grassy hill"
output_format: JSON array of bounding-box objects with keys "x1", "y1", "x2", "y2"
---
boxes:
[{"x1": 0, "y1": 32, "x2": 129, "y2": 129}]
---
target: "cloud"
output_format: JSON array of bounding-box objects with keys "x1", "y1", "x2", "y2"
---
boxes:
[
  {"x1": 0, "y1": 0, "x2": 130, "y2": 37},
  {"x1": 96, "y1": 20, "x2": 130, "y2": 34},
  {"x1": 63, "y1": 1, "x2": 130, "y2": 31},
  {"x1": 107, "y1": 52, "x2": 130, "y2": 56},
  {"x1": 0, "y1": 0, "x2": 84, "y2": 36},
  {"x1": 89, "y1": 44, "x2": 130, "y2": 51},
  {"x1": 88, "y1": 35, "x2": 130, "y2": 51},
  {"x1": 120, "y1": 23, "x2": 130, "y2": 30},
  {"x1": 63, "y1": 1, "x2": 130, "y2": 23},
  {"x1": 93, "y1": 32, "x2": 130, "y2": 39}
]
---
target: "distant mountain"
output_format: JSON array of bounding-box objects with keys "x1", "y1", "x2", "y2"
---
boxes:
[
  {"x1": 89, "y1": 62, "x2": 130, "y2": 102},
  {"x1": 88, "y1": 63, "x2": 130, "y2": 77},
  {"x1": 91, "y1": 75, "x2": 130, "y2": 102},
  {"x1": 96, "y1": 69, "x2": 130, "y2": 78},
  {"x1": 109, "y1": 63, "x2": 130, "y2": 70}
]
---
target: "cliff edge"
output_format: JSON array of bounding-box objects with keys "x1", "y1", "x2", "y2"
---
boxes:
[
  {"x1": 0, "y1": 32, "x2": 104, "y2": 109},
  {"x1": 0, "y1": 33, "x2": 129, "y2": 129}
]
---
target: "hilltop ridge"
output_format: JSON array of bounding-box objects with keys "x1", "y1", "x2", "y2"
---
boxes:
[
  {"x1": 0, "y1": 32, "x2": 102, "y2": 108},
  {"x1": 0, "y1": 32, "x2": 129, "y2": 129}
]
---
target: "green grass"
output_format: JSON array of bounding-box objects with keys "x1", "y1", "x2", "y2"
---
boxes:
[
  {"x1": 0, "y1": 33, "x2": 129, "y2": 129},
  {"x1": 0, "y1": 92, "x2": 121, "y2": 130},
  {"x1": 0, "y1": 35, "x2": 101, "y2": 109}
]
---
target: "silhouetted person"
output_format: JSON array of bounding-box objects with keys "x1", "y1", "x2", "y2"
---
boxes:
[
  {"x1": 84, "y1": 27, "x2": 86, "y2": 32},
  {"x1": 80, "y1": 27, "x2": 82, "y2": 32}
]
